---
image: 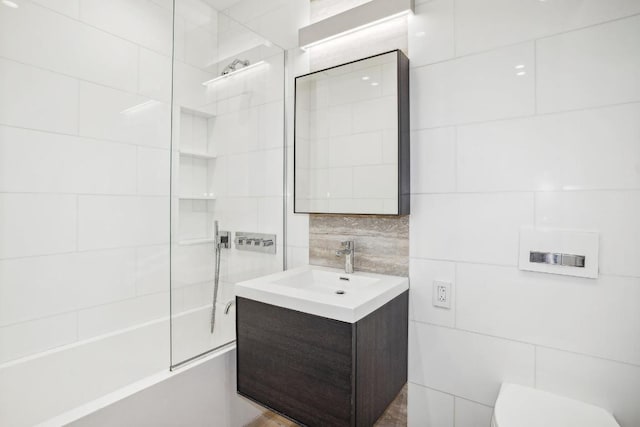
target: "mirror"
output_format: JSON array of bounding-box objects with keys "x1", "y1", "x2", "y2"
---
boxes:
[{"x1": 294, "y1": 50, "x2": 409, "y2": 215}]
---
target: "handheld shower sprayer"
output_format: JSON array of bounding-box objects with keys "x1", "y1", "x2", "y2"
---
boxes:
[{"x1": 210, "y1": 220, "x2": 229, "y2": 333}]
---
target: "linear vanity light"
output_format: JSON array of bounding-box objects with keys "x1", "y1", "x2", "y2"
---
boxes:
[
  {"x1": 299, "y1": 0, "x2": 414, "y2": 50},
  {"x1": 201, "y1": 60, "x2": 267, "y2": 86}
]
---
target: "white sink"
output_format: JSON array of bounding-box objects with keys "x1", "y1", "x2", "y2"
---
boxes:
[{"x1": 235, "y1": 265, "x2": 409, "y2": 323}]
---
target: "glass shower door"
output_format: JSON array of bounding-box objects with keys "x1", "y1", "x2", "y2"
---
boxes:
[{"x1": 170, "y1": 0, "x2": 285, "y2": 368}]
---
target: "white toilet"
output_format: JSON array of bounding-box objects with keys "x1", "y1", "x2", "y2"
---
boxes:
[{"x1": 492, "y1": 383, "x2": 620, "y2": 427}]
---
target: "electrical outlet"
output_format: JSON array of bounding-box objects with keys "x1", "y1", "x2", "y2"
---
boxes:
[{"x1": 433, "y1": 281, "x2": 451, "y2": 309}]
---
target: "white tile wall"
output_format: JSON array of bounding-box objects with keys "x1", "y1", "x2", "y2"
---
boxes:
[
  {"x1": 0, "y1": 193, "x2": 77, "y2": 259},
  {"x1": 0, "y1": 1, "x2": 139, "y2": 92},
  {"x1": 408, "y1": 0, "x2": 455, "y2": 67},
  {"x1": 0, "y1": 58, "x2": 78, "y2": 134},
  {"x1": 406, "y1": 1, "x2": 640, "y2": 425},
  {"x1": 454, "y1": 0, "x2": 640, "y2": 56},
  {"x1": 411, "y1": 42, "x2": 535, "y2": 129},
  {"x1": 0, "y1": 320, "x2": 168, "y2": 427},
  {"x1": 454, "y1": 398, "x2": 494, "y2": 427},
  {"x1": 139, "y1": 48, "x2": 173, "y2": 103},
  {"x1": 79, "y1": 0, "x2": 173, "y2": 55},
  {"x1": 79, "y1": 82, "x2": 171, "y2": 148},
  {"x1": 138, "y1": 148, "x2": 171, "y2": 196},
  {"x1": 410, "y1": 127, "x2": 456, "y2": 194},
  {"x1": 409, "y1": 259, "x2": 455, "y2": 328},
  {"x1": 407, "y1": 382, "x2": 454, "y2": 427},
  {"x1": 410, "y1": 193, "x2": 534, "y2": 265},
  {"x1": 135, "y1": 245, "x2": 170, "y2": 296},
  {"x1": 0, "y1": 313, "x2": 77, "y2": 364},
  {"x1": 78, "y1": 292, "x2": 169, "y2": 339},
  {"x1": 78, "y1": 196, "x2": 168, "y2": 250},
  {"x1": 536, "y1": 348, "x2": 640, "y2": 427},
  {"x1": 0, "y1": 1, "x2": 176, "y2": 423},
  {"x1": 0, "y1": 126, "x2": 137, "y2": 195},
  {"x1": 536, "y1": 15, "x2": 640, "y2": 113},
  {"x1": 457, "y1": 103, "x2": 640, "y2": 192},
  {"x1": 535, "y1": 191, "x2": 640, "y2": 277},
  {"x1": 32, "y1": 0, "x2": 80, "y2": 18},
  {"x1": 0, "y1": 249, "x2": 136, "y2": 326},
  {"x1": 409, "y1": 322, "x2": 535, "y2": 406},
  {"x1": 457, "y1": 264, "x2": 640, "y2": 365}
]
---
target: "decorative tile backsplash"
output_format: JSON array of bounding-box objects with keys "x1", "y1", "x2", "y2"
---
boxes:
[{"x1": 309, "y1": 214, "x2": 409, "y2": 276}]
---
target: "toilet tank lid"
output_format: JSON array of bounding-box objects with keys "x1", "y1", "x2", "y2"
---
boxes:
[{"x1": 493, "y1": 384, "x2": 620, "y2": 427}]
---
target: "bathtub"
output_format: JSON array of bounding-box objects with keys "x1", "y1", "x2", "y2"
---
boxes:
[{"x1": 0, "y1": 300, "x2": 251, "y2": 426}]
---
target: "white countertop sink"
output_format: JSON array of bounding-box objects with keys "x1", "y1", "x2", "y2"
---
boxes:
[{"x1": 235, "y1": 265, "x2": 409, "y2": 323}]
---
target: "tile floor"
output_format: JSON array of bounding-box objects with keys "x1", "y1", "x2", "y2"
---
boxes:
[{"x1": 245, "y1": 384, "x2": 407, "y2": 427}]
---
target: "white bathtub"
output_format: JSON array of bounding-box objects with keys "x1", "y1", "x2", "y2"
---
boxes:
[{"x1": 0, "y1": 301, "x2": 247, "y2": 426}]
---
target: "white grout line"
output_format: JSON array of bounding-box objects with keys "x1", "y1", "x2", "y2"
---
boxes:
[
  {"x1": 410, "y1": 320, "x2": 640, "y2": 369},
  {"x1": 410, "y1": 11, "x2": 640, "y2": 70}
]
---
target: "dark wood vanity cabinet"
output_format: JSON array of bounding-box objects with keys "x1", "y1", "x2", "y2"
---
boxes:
[{"x1": 236, "y1": 292, "x2": 408, "y2": 427}]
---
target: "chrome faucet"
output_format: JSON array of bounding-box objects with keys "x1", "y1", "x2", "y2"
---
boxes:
[{"x1": 336, "y1": 240, "x2": 355, "y2": 274}]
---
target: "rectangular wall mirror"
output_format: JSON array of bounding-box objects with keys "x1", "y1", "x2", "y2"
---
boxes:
[{"x1": 294, "y1": 50, "x2": 410, "y2": 215}]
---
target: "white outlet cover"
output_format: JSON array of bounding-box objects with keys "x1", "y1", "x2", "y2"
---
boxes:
[{"x1": 433, "y1": 281, "x2": 451, "y2": 309}]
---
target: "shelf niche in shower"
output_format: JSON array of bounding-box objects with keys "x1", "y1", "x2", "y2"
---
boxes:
[{"x1": 174, "y1": 106, "x2": 217, "y2": 245}]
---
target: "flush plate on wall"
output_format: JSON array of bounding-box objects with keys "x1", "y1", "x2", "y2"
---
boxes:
[{"x1": 518, "y1": 227, "x2": 599, "y2": 279}]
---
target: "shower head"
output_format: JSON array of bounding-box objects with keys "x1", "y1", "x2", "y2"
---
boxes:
[{"x1": 221, "y1": 58, "x2": 250, "y2": 76}]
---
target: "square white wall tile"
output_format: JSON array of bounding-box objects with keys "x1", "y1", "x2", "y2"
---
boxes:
[
  {"x1": 0, "y1": 126, "x2": 137, "y2": 195},
  {"x1": 408, "y1": 0, "x2": 455, "y2": 67},
  {"x1": 409, "y1": 322, "x2": 535, "y2": 405},
  {"x1": 536, "y1": 347, "x2": 640, "y2": 427},
  {"x1": 0, "y1": 2, "x2": 138, "y2": 92},
  {"x1": 411, "y1": 127, "x2": 456, "y2": 194},
  {"x1": 0, "y1": 249, "x2": 136, "y2": 326},
  {"x1": 0, "y1": 58, "x2": 78, "y2": 134},
  {"x1": 457, "y1": 103, "x2": 640, "y2": 192},
  {"x1": 410, "y1": 193, "x2": 534, "y2": 266},
  {"x1": 407, "y1": 382, "x2": 454, "y2": 427},
  {"x1": 411, "y1": 42, "x2": 535, "y2": 129},
  {"x1": 0, "y1": 194, "x2": 77, "y2": 260},
  {"x1": 454, "y1": 397, "x2": 493, "y2": 427},
  {"x1": 457, "y1": 264, "x2": 640, "y2": 365},
  {"x1": 535, "y1": 191, "x2": 640, "y2": 277},
  {"x1": 537, "y1": 16, "x2": 640, "y2": 113},
  {"x1": 455, "y1": 0, "x2": 640, "y2": 56},
  {"x1": 0, "y1": 313, "x2": 77, "y2": 364},
  {"x1": 409, "y1": 258, "x2": 456, "y2": 328}
]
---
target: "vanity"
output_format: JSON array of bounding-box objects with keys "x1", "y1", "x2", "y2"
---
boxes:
[
  {"x1": 236, "y1": 266, "x2": 409, "y2": 426},
  {"x1": 236, "y1": 50, "x2": 411, "y2": 426}
]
